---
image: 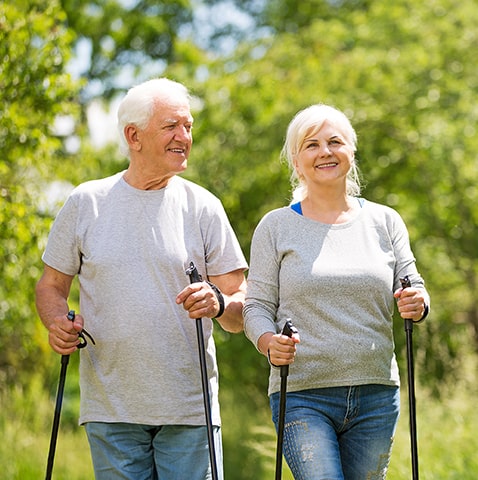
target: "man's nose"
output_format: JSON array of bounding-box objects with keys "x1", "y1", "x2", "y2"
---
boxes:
[{"x1": 174, "y1": 126, "x2": 192, "y2": 141}]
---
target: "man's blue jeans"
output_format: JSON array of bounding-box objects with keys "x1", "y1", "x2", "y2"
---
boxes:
[
  {"x1": 85, "y1": 422, "x2": 223, "y2": 480},
  {"x1": 270, "y1": 384, "x2": 400, "y2": 480}
]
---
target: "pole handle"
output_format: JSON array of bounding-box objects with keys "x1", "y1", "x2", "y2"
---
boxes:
[
  {"x1": 281, "y1": 319, "x2": 298, "y2": 338},
  {"x1": 400, "y1": 276, "x2": 414, "y2": 332},
  {"x1": 186, "y1": 261, "x2": 202, "y2": 283},
  {"x1": 280, "y1": 320, "x2": 298, "y2": 378},
  {"x1": 400, "y1": 275, "x2": 412, "y2": 290},
  {"x1": 275, "y1": 319, "x2": 298, "y2": 479}
]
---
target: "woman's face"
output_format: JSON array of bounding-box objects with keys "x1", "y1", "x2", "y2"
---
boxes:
[{"x1": 293, "y1": 120, "x2": 355, "y2": 191}]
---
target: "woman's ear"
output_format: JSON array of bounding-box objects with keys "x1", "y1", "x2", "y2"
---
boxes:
[{"x1": 293, "y1": 156, "x2": 303, "y2": 180}]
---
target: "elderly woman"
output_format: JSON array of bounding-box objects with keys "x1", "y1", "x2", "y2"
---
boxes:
[{"x1": 244, "y1": 104, "x2": 429, "y2": 479}]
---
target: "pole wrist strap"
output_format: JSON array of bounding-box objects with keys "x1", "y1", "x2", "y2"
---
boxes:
[{"x1": 206, "y1": 281, "x2": 225, "y2": 318}]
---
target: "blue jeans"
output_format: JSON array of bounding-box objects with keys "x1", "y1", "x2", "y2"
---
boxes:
[
  {"x1": 270, "y1": 385, "x2": 400, "y2": 480},
  {"x1": 85, "y1": 422, "x2": 223, "y2": 480}
]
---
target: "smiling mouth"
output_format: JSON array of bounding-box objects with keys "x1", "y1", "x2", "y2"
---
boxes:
[
  {"x1": 316, "y1": 162, "x2": 338, "y2": 168},
  {"x1": 169, "y1": 148, "x2": 186, "y2": 154}
]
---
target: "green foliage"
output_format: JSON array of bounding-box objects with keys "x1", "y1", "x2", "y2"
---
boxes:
[
  {"x1": 0, "y1": 369, "x2": 94, "y2": 479},
  {"x1": 2, "y1": 0, "x2": 478, "y2": 477},
  {"x1": 179, "y1": 0, "x2": 478, "y2": 390},
  {"x1": 260, "y1": 0, "x2": 373, "y2": 33},
  {"x1": 0, "y1": 0, "x2": 82, "y2": 383},
  {"x1": 3, "y1": 367, "x2": 478, "y2": 479},
  {"x1": 60, "y1": 0, "x2": 194, "y2": 98}
]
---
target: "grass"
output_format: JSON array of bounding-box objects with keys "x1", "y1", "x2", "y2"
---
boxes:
[
  {"x1": 388, "y1": 386, "x2": 478, "y2": 479},
  {"x1": 0, "y1": 372, "x2": 94, "y2": 480},
  {"x1": 2, "y1": 359, "x2": 477, "y2": 479}
]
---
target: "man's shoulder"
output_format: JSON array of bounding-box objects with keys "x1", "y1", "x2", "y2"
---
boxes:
[
  {"x1": 71, "y1": 171, "x2": 124, "y2": 199},
  {"x1": 173, "y1": 176, "x2": 220, "y2": 201}
]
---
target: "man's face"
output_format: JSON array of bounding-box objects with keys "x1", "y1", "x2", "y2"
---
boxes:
[{"x1": 135, "y1": 98, "x2": 193, "y2": 176}]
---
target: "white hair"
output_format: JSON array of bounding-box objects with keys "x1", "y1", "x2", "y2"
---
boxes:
[
  {"x1": 280, "y1": 104, "x2": 362, "y2": 201},
  {"x1": 117, "y1": 78, "x2": 191, "y2": 157}
]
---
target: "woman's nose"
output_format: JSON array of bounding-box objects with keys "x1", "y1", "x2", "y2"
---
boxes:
[{"x1": 318, "y1": 143, "x2": 331, "y2": 156}]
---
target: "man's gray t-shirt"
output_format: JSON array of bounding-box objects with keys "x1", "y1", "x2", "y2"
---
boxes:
[{"x1": 43, "y1": 172, "x2": 247, "y2": 426}]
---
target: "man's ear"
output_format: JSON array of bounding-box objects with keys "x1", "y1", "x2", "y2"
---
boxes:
[{"x1": 124, "y1": 124, "x2": 141, "y2": 151}]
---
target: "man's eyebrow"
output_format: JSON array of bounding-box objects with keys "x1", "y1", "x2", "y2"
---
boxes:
[{"x1": 163, "y1": 118, "x2": 193, "y2": 124}]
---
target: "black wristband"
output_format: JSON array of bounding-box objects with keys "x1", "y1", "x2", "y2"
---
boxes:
[
  {"x1": 414, "y1": 303, "x2": 429, "y2": 323},
  {"x1": 207, "y1": 281, "x2": 225, "y2": 318}
]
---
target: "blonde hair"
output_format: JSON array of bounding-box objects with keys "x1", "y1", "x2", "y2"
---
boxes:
[{"x1": 280, "y1": 104, "x2": 361, "y2": 201}]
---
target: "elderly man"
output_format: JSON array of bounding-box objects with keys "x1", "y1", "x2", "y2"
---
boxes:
[{"x1": 36, "y1": 78, "x2": 247, "y2": 480}]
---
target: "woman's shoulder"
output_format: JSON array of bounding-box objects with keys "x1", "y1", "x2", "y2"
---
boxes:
[
  {"x1": 361, "y1": 199, "x2": 407, "y2": 232},
  {"x1": 259, "y1": 205, "x2": 296, "y2": 223},
  {"x1": 362, "y1": 198, "x2": 401, "y2": 218},
  {"x1": 253, "y1": 206, "x2": 298, "y2": 236}
]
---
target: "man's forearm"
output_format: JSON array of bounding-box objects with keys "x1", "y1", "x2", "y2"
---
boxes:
[
  {"x1": 35, "y1": 284, "x2": 70, "y2": 329},
  {"x1": 215, "y1": 290, "x2": 245, "y2": 333},
  {"x1": 35, "y1": 265, "x2": 74, "y2": 329}
]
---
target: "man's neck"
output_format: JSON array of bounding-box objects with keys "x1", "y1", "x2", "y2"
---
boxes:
[{"x1": 122, "y1": 168, "x2": 173, "y2": 190}]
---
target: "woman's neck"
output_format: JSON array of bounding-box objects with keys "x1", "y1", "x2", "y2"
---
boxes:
[{"x1": 300, "y1": 193, "x2": 360, "y2": 224}]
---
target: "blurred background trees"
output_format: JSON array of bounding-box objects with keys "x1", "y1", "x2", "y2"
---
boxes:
[{"x1": 1, "y1": 0, "x2": 478, "y2": 477}]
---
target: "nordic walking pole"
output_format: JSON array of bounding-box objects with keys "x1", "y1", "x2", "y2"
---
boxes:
[
  {"x1": 186, "y1": 262, "x2": 219, "y2": 480},
  {"x1": 275, "y1": 319, "x2": 298, "y2": 480},
  {"x1": 45, "y1": 310, "x2": 95, "y2": 480},
  {"x1": 45, "y1": 310, "x2": 75, "y2": 480},
  {"x1": 400, "y1": 276, "x2": 419, "y2": 480}
]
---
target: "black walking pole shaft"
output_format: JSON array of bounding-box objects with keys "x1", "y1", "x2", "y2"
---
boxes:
[
  {"x1": 45, "y1": 355, "x2": 69, "y2": 480},
  {"x1": 45, "y1": 310, "x2": 75, "y2": 480},
  {"x1": 195, "y1": 319, "x2": 218, "y2": 479},
  {"x1": 275, "y1": 319, "x2": 298, "y2": 480},
  {"x1": 405, "y1": 319, "x2": 419, "y2": 480},
  {"x1": 400, "y1": 276, "x2": 419, "y2": 480},
  {"x1": 186, "y1": 262, "x2": 219, "y2": 480},
  {"x1": 275, "y1": 366, "x2": 288, "y2": 480}
]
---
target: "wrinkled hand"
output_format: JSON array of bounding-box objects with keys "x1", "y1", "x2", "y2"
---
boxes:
[
  {"x1": 48, "y1": 312, "x2": 84, "y2": 355},
  {"x1": 394, "y1": 286, "x2": 427, "y2": 322},
  {"x1": 176, "y1": 282, "x2": 220, "y2": 319}
]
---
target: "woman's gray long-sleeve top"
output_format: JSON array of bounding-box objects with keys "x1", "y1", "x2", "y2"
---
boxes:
[{"x1": 243, "y1": 200, "x2": 428, "y2": 397}]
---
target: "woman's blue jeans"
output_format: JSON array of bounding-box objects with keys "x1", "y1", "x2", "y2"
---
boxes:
[
  {"x1": 85, "y1": 422, "x2": 223, "y2": 480},
  {"x1": 270, "y1": 384, "x2": 400, "y2": 480}
]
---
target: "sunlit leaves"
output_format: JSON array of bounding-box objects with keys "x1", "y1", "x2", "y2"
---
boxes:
[
  {"x1": 60, "y1": 0, "x2": 194, "y2": 98},
  {"x1": 0, "y1": 0, "x2": 82, "y2": 381},
  {"x1": 179, "y1": 0, "x2": 478, "y2": 390}
]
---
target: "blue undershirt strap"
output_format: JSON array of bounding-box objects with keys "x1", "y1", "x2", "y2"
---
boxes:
[
  {"x1": 290, "y1": 198, "x2": 364, "y2": 216},
  {"x1": 290, "y1": 201, "x2": 302, "y2": 215}
]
